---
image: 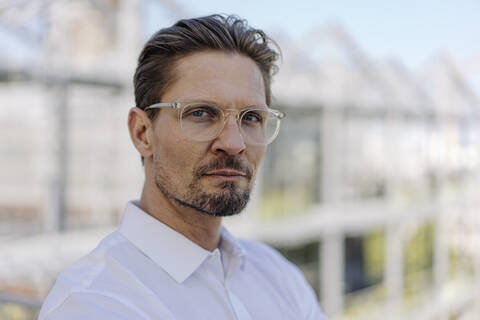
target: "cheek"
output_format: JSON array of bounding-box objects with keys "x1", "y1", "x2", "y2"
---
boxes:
[
  {"x1": 155, "y1": 120, "x2": 188, "y2": 168},
  {"x1": 251, "y1": 145, "x2": 266, "y2": 162},
  {"x1": 162, "y1": 141, "x2": 189, "y2": 172},
  {"x1": 160, "y1": 137, "x2": 207, "y2": 177},
  {"x1": 248, "y1": 146, "x2": 266, "y2": 172}
]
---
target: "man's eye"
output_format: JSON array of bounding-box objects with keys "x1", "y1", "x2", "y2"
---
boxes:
[
  {"x1": 185, "y1": 106, "x2": 216, "y2": 117},
  {"x1": 183, "y1": 106, "x2": 220, "y2": 122},
  {"x1": 243, "y1": 111, "x2": 263, "y2": 122},
  {"x1": 191, "y1": 109, "x2": 208, "y2": 117}
]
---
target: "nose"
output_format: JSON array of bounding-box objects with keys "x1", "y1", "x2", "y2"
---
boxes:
[{"x1": 211, "y1": 115, "x2": 246, "y2": 156}]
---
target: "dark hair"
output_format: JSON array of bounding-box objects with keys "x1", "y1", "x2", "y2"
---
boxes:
[{"x1": 133, "y1": 14, "x2": 280, "y2": 120}]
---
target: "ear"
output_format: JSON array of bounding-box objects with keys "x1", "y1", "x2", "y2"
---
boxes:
[{"x1": 128, "y1": 107, "x2": 154, "y2": 160}]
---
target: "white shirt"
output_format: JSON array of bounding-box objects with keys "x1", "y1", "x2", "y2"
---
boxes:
[{"x1": 39, "y1": 201, "x2": 327, "y2": 320}]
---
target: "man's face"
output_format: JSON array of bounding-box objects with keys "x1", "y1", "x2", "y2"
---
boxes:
[{"x1": 150, "y1": 51, "x2": 267, "y2": 216}]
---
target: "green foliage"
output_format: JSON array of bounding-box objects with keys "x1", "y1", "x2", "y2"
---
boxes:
[
  {"x1": 0, "y1": 303, "x2": 37, "y2": 320},
  {"x1": 260, "y1": 187, "x2": 314, "y2": 220},
  {"x1": 403, "y1": 222, "x2": 434, "y2": 300},
  {"x1": 404, "y1": 223, "x2": 434, "y2": 273},
  {"x1": 363, "y1": 229, "x2": 385, "y2": 282},
  {"x1": 449, "y1": 247, "x2": 475, "y2": 280}
]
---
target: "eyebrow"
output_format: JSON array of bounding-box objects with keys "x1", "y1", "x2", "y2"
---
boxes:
[{"x1": 178, "y1": 99, "x2": 268, "y2": 110}]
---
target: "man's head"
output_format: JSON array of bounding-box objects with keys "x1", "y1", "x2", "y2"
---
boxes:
[
  {"x1": 128, "y1": 15, "x2": 281, "y2": 217},
  {"x1": 133, "y1": 14, "x2": 279, "y2": 119}
]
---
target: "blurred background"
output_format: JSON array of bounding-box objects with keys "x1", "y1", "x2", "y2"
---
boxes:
[{"x1": 1, "y1": 0, "x2": 480, "y2": 319}]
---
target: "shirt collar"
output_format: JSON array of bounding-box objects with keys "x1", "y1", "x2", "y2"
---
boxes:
[
  {"x1": 118, "y1": 201, "x2": 246, "y2": 283},
  {"x1": 219, "y1": 226, "x2": 247, "y2": 270}
]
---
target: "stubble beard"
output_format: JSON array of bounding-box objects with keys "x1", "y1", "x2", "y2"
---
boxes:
[{"x1": 154, "y1": 156, "x2": 253, "y2": 217}]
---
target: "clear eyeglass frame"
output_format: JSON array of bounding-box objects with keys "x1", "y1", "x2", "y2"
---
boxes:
[{"x1": 144, "y1": 101, "x2": 286, "y2": 145}]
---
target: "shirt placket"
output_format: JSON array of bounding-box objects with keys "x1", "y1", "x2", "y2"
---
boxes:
[{"x1": 211, "y1": 249, "x2": 252, "y2": 320}]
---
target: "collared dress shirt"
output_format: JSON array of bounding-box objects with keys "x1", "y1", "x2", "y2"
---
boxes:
[{"x1": 38, "y1": 201, "x2": 328, "y2": 320}]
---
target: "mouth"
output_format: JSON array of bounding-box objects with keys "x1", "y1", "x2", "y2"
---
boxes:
[{"x1": 203, "y1": 169, "x2": 247, "y2": 181}]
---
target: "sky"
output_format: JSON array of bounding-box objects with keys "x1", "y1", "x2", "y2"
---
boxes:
[
  {"x1": 146, "y1": 0, "x2": 480, "y2": 71},
  {"x1": 2, "y1": 0, "x2": 479, "y2": 91}
]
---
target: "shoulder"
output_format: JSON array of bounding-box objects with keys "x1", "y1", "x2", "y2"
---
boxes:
[
  {"x1": 38, "y1": 231, "x2": 135, "y2": 319},
  {"x1": 238, "y1": 238, "x2": 310, "y2": 293},
  {"x1": 53, "y1": 231, "x2": 128, "y2": 288},
  {"x1": 238, "y1": 238, "x2": 299, "y2": 275},
  {"x1": 39, "y1": 290, "x2": 148, "y2": 320},
  {"x1": 238, "y1": 239, "x2": 328, "y2": 319}
]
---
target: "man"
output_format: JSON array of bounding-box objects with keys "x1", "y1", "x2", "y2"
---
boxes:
[{"x1": 38, "y1": 15, "x2": 327, "y2": 319}]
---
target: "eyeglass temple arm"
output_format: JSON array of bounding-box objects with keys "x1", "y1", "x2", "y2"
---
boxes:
[
  {"x1": 144, "y1": 102, "x2": 180, "y2": 110},
  {"x1": 271, "y1": 109, "x2": 286, "y2": 119}
]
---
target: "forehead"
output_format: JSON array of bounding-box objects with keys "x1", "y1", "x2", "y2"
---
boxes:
[{"x1": 162, "y1": 51, "x2": 267, "y2": 107}]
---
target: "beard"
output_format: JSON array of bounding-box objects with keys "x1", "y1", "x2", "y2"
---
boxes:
[{"x1": 154, "y1": 155, "x2": 253, "y2": 217}]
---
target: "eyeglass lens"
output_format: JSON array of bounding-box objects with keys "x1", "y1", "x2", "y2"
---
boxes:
[{"x1": 179, "y1": 103, "x2": 279, "y2": 145}]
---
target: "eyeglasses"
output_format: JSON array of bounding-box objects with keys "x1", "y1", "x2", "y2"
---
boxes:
[{"x1": 144, "y1": 101, "x2": 285, "y2": 146}]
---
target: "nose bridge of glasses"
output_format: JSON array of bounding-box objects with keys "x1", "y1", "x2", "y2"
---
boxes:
[
  {"x1": 217, "y1": 108, "x2": 245, "y2": 138},
  {"x1": 220, "y1": 108, "x2": 243, "y2": 128},
  {"x1": 222, "y1": 108, "x2": 242, "y2": 120}
]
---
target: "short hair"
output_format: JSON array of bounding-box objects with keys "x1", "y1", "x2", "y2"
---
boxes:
[{"x1": 133, "y1": 14, "x2": 280, "y2": 120}]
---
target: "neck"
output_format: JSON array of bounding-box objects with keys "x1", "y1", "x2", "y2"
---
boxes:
[{"x1": 139, "y1": 178, "x2": 222, "y2": 252}]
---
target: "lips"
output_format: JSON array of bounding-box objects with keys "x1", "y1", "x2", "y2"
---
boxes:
[
  {"x1": 204, "y1": 169, "x2": 246, "y2": 177},
  {"x1": 195, "y1": 156, "x2": 253, "y2": 180}
]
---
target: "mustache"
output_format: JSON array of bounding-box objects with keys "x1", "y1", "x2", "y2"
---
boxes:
[{"x1": 195, "y1": 156, "x2": 253, "y2": 180}]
